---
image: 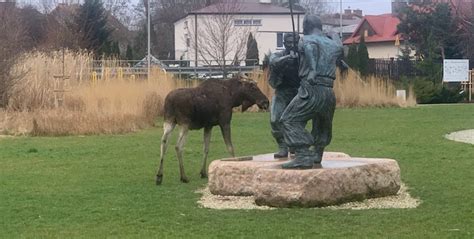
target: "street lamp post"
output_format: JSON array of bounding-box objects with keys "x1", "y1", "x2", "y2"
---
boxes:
[
  {"x1": 340, "y1": 0, "x2": 343, "y2": 38},
  {"x1": 147, "y1": 0, "x2": 151, "y2": 81}
]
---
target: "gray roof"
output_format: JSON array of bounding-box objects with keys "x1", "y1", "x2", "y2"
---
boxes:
[{"x1": 190, "y1": 3, "x2": 305, "y2": 15}]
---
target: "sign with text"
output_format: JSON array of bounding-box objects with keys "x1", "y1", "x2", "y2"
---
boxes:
[{"x1": 443, "y1": 59, "x2": 469, "y2": 82}]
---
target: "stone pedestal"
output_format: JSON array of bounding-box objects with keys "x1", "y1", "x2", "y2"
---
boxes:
[{"x1": 208, "y1": 152, "x2": 401, "y2": 208}]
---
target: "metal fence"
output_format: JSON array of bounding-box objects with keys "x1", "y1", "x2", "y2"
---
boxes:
[
  {"x1": 90, "y1": 59, "x2": 260, "y2": 80},
  {"x1": 368, "y1": 58, "x2": 420, "y2": 80}
]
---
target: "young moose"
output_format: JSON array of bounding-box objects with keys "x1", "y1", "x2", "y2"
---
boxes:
[{"x1": 156, "y1": 76, "x2": 269, "y2": 185}]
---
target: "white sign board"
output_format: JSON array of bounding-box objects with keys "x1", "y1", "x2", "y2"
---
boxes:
[
  {"x1": 396, "y1": 90, "x2": 406, "y2": 102},
  {"x1": 443, "y1": 59, "x2": 469, "y2": 82}
]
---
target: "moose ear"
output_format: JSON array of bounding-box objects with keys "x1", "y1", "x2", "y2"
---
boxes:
[{"x1": 241, "y1": 100, "x2": 253, "y2": 112}]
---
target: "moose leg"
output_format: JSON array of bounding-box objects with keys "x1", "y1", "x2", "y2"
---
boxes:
[
  {"x1": 156, "y1": 121, "x2": 176, "y2": 185},
  {"x1": 176, "y1": 125, "x2": 189, "y2": 183},
  {"x1": 220, "y1": 124, "x2": 235, "y2": 157},
  {"x1": 200, "y1": 127, "x2": 212, "y2": 178}
]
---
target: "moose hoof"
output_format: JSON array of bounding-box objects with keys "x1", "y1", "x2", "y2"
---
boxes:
[
  {"x1": 180, "y1": 177, "x2": 189, "y2": 183},
  {"x1": 200, "y1": 172, "x2": 208, "y2": 179},
  {"x1": 156, "y1": 175, "x2": 163, "y2": 185}
]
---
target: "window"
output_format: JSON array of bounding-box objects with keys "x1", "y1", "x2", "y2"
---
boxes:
[
  {"x1": 234, "y1": 19, "x2": 262, "y2": 26},
  {"x1": 234, "y1": 19, "x2": 244, "y2": 26},
  {"x1": 277, "y1": 33, "x2": 283, "y2": 48}
]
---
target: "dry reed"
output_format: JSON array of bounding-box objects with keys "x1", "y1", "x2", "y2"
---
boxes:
[
  {"x1": 250, "y1": 68, "x2": 416, "y2": 108},
  {"x1": 2, "y1": 51, "x2": 195, "y2": 136},
  {"x1": 0, "y1": 51, "x2": 415, "y2": 136},
  {"x1": 334, "y1": 69, "x2": 416, "y2": 108}
]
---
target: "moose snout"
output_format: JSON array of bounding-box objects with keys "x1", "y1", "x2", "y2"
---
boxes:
[{"x1": 258, "y1": 99, "x2": 270, "y2": 111}]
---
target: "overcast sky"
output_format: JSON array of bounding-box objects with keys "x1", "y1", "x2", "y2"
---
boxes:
[
  {"x1": 326, "y1": 0, "x2": 392, "y2": 15},
  {"x1": 20, "y1": 0, "x2": 393, "y2": 16},
  {"x1": 131, "y1": 0, "x2": 394, "y2": 16}
]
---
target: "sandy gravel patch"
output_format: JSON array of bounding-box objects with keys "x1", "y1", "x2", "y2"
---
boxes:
[
  {"x1": 445, "y1": 129, "x2": 474, "y2": 145},
  {"x1": 196, "y1": 183, "x2": 420, "y2": 210}
]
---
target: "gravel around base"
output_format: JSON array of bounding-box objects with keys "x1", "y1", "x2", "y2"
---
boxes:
[
  {"x1": 196, "y1": 183, "x2": 420, "y2": 210},
  {"x1": 445, "y1": 129, "x2": 474, "y2": 145}
]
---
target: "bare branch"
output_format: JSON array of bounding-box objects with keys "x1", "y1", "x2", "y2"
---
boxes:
[{"x1": 187, "y1": 0, "x2": 255, "y2": 70}]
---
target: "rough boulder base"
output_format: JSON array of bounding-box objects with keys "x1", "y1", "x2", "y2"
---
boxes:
[
  {"x1": 197, "y1": 183, "x2": 420, "y2": 210},
  {"x1": 208, "y1": 153, "x2": 401, "y2": 208},
  {"x1": 208, "y1": 152, "x2": 350, "y2": 196}
]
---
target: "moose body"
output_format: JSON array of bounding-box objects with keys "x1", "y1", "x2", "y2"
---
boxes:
[{"x1": 156, "y1": 76, "x2": 269, "y2": 185}]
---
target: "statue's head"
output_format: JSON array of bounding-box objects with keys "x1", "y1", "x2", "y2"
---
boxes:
[
  {"x1": 303, "y1": 14, "x2": 322, "y2": 34},
  {"x1": 283, "y1": 33, "x2": 300, "y2": 51}
]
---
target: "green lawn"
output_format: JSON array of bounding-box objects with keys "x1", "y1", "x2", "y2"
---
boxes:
[{"x1": 1, "y1": 105, "x2": 473, "y2": 238}]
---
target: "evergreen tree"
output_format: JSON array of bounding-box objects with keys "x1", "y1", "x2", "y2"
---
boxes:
[
  {"x1": 262, "y1": 50, "x2": 272, "y2": 70},
  {"x1": 346, "y1": 43, "x2": 358, "y2": 70},
  {"x1": 132, "y1": 25, "x2": 147, "y2": 60},
  {"x1": 416, "y1": 33, "x2": 442, "y2": 84},
  {"x1": 357, "y1": 34, "x2": 369, "y2": 76},
  {"x1": 245, "y1": 33, "x2": 259, "y2": 66},
  {"x1": 398, "y1": 43, "x2": 413, "y2": 77},
  {"x1": 111, "y1": 41, "x2": 120, "y2": 58},
  {"x1": 125, "y1": 44, "x2": 134, "y2": 60},
  {"x1": 72, "y1": 0, "x2": 111, "y2": 57},
  {"x1": 398, "y1": 2, "x2": 461, "y2": 60}
]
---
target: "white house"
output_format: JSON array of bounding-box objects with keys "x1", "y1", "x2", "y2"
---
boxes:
[{"x1": 174, "y1": 1, "x2": 305, "y2": 66}]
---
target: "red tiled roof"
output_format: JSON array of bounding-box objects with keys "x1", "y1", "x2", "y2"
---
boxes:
[
  {"x1": 190, "y1": 3, "x2": 305, "y2": 14},
  {"x1": 343, "y1": 14, "x2": 402, "y2": 45}
]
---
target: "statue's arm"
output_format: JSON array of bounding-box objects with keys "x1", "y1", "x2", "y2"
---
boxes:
[
  {"x1": 304, "y1": 42, "x2": 319, "y2": 81},
  {"x1": 270, "y1": 52, "x2": 292, "y2": 69},
  {"x1": 331, "y1": 33, "x2": 346, "y2": 70}
]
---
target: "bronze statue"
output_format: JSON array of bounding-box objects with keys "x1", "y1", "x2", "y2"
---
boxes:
[
  {"x1": 268, "y1": 33, "x2": 300, "y2": 158},
  {"x1": 280, "y1": 14, "x2": 344, "y2": 169}
]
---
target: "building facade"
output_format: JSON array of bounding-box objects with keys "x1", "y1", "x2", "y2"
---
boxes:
[
  {"x1": 174, "y1": 2, "x2": 304, "y2": 66},
  {"x1": 343, "y1": 14, "x2": 405, "y2": 59}
]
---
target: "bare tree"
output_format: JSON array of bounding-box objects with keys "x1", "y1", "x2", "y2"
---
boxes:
[
  {"x1": 130, "y1": 0, "x2": 213, "y2": 59},
  {"x1": 36, "y1": 0, "x2": 81, "y2": 13},
  {"x1": 187, "y1": 0, "x2": 253, "y2": 75},
  {"x1": 298, "y1": 0, "x2": 330, "y2": 15},
  {"x1": 272, "y1": 0, "x2": 330, "y2": 15},
  {"x1": 153, "y1": 0, "x2": 211, "y2": 59},
  {"x1": 103, "y1": 0, "x2": 134, "y2": 28},
  {"x1": 0, "y1": 7, "x2": 28, "y2": 107},
  {"x1": 19, "y1": 6, "x2": 48, "y2": 48}
]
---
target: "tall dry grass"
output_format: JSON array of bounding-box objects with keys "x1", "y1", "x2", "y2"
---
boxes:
[
  {"x1": 250, "y1": 69, "x2": 416, "y2": 108},
  {"x1": 0, "y1": 51, "x2": 415, "y2": 136},
  {"x1": 1, "y1": 51, "x2": 198, "y2": 136},
  {"x1": 8, "y1": 51, "x2": 93, "y2": 110},
  {"x1": 334, "y1": 69, "x2": 416, "y2": 107}
]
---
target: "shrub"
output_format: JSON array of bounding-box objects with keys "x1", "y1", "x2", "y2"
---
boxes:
[{"x1": 413, "y1": 77, "x2": 464, "y2": 104}]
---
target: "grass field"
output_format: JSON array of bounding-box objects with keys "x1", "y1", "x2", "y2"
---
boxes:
[{"x1": 1, "y1": 105, "x2": 473, "y2": 238}]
